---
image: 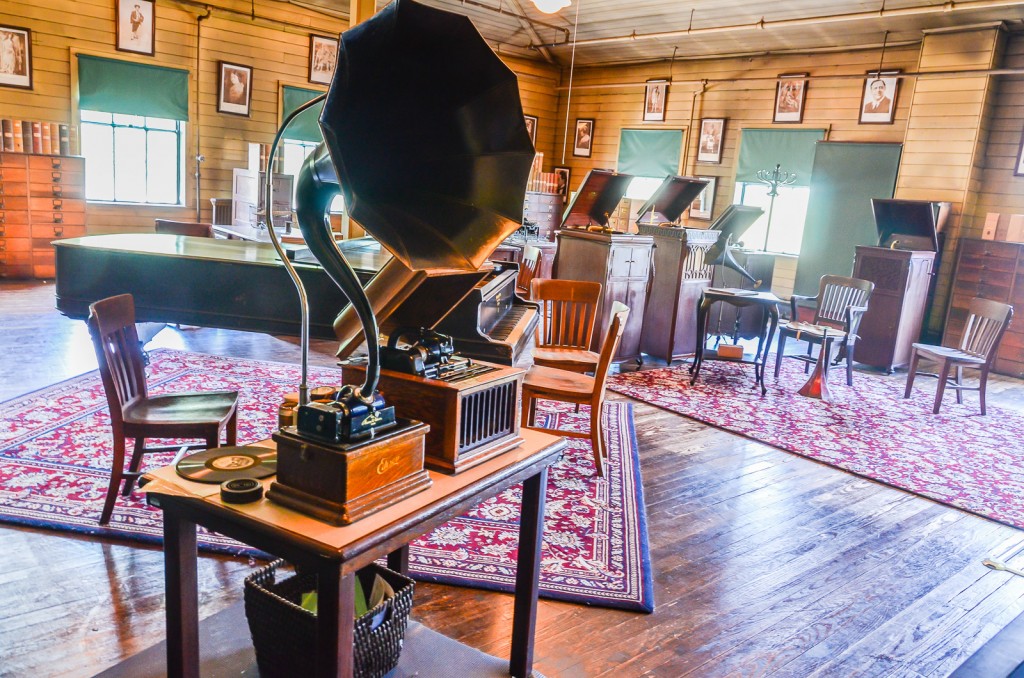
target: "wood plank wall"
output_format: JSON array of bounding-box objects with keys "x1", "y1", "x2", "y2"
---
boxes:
[
  {"x1": 551, "y1": 45, "x2": 919, "y2": 299},
  {"x1": 0, "y1": 0, "x2": 559, "y2": 235}
]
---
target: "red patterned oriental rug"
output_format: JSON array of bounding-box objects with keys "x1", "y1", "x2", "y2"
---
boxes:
[
  {"x1": 609, "y1": 360, "x2": 1024, "y2": 531},
  {"x1": 0, "y1": 349, "x2": 653, "y2": 612}
]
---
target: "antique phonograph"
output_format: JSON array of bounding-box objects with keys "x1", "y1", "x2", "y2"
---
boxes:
[{"x1": 258, "y1": 0, "x2": 536, "y2": 523}]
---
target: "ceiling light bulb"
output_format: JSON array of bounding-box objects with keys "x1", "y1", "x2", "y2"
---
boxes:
[{"x1": 532, "y1": 0, "x2": 570, "y2": 13}]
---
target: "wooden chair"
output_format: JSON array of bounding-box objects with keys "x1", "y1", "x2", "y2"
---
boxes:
[
  {"x1": 516, "y1": 245, "x2": 541, "y2": 297},
  {"x1": 521, "y1": 302, "x2": 629, "y2": 477},
  {"x1": 87, "y1": 294, "x2": 239, "y2": 524},
  {"x1": 774, "y1": 275, "x2": 875, "y2": 386},
  {"x1": 154, "y1": 219, "x2": 215, "y2": 238},
  {"x1": 904, "y1": 297, "x2": 1013, "y2": 415},
  {"x1": 530, "y1": 278, "x2": 603, "y2": 374}
]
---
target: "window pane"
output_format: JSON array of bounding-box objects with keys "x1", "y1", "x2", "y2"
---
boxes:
[
  {"x1": 81, "y1": 122, "x2": 114, "y2": 201},
  {"x1": 146, "y1": 131, "x2": 179, "y2": 203},
  {"x1": 112, "y1": 113, "x2": 145, "y2": 127},
  {"x1": 145, "y1": 116, "x2": 176, "y2": 131},
  {"x1": 80, "y1": 109, "x2": 112, "y2": 124},
  {"x1": 113, "y1": 126, "x2": 147, "y2": 202},
  {"x1": 623, "y1": 176, "x2": 662, "y2": 201},
  {"x1": 734, "y1": 182, "x2": 810, "y2": 255}
]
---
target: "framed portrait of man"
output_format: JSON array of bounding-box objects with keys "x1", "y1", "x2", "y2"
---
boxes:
[
  {"x1": 573, "y1": 118, "x2": 594, "y2": 158},
  {"x1": 524, "y1": 115, "x2": 537, "y2": 145},
  {"x1": 217, "y1": 62, "x2": 253, "y2": 117},
  {"x1": 859, "y1": 70, "x2": 900, "y2": 124},
  {"x1": 309, "y1": 35, "x2": 338, "y2": 86},
  {"x1": 774, "y1": 73, "x2": 808, "y2": 123},
  {"x1": 644, "y1": 79, "x2": 668, "y2": 122},
  {"x1": 554, "y1": 166, "x2": 570, "y2": 198},
  {"x1": 116, "y1": 0, "x2": 155, "y2": 56},
  {"x1": 0, "y1": 25, "x2": 32, "y2": 89},
  {"x1": 697, "y1": 118, "x2": 726, "y2": 164},
  {"x1": 689, "y1": 177, "x2": 716, "y2": 220}
]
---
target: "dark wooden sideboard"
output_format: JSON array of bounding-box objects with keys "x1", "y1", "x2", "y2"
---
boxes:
[
  {"x1": 553, "y1": 229, "x2": 654, "y2": 363},
  {"x1": 853, "y1": 245, "x2": 935, "y2": 372},
  {"x1": 943, "y1": 238, "x2": 1024, "y2": 378}
]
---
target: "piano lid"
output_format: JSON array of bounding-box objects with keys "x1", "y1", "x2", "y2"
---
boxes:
[
  {"x1": 636, "y1": 176, "x2": 709, "y2": 226},
  {"x1": 870, "y1": 198, "x2": 940, "y2": 252},
  {"x1": 560, "y1": 169, "x2": 634, "y2": 229}
]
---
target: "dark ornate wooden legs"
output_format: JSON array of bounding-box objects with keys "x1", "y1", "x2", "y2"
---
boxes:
[{"x1": 510, "y1": 467, "x2": 548, "y2": 678}]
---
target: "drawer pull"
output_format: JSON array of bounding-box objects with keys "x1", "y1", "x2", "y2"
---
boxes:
[
  {"x1": 51, "y1": 158, "x2": 62, "y2": 169},
  {"x1": 52, "y1": 212, "x2": 63, "y2": 224},
  {"x1": 52, "y1": 199, "x2": 63, "y2": 210},
  {"x1": 52, "y1": 185, "x2": 62, "y2": 197},
  {"x1": 53, "y1": 225, "x2": 63, "y2": 237},
  {"x1": 51, "y1": 171, "x2": 62, "y2": 183}
]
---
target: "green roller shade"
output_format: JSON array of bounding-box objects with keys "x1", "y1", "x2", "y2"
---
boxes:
[
  {"x1": 78, "y1": 55, "x2": 189, "y2": 121},
  {"x1": 794, "y1": 141, "x2": 902, "y2": 296},
  {"x1": 617, "y1": 129, "x2": 683, "y2": 177},
  {"x1": 282, "y1": 86, "x2": 325, "y2": 143},
  {"x1": 735, "y1": 128, "x2": 825, "y2": 185}
]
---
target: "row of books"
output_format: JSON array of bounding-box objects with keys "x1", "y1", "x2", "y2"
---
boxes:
[{"x1": 1, "y1": 120, "x2": 76, "y2": 156}]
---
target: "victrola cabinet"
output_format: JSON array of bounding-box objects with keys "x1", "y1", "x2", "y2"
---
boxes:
[
  {"x1": 553, "y1": 229, "x2": 654, "y2": 362},
  {"x1": 0, "y1": 153, "x2": 86, "y2": 279}
]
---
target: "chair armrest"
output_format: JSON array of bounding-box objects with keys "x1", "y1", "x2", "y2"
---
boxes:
[
  {"x1": 845, "y1": 304, "x2": 870, "y2": 339},
  {"x1": 789, "y1": 294, "x2": 816, "y2": 321}
]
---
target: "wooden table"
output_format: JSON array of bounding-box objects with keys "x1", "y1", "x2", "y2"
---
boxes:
[
  {"x1": 143, "y1": 428, "x2": 566, "y2": 678},
  {"x1": 690, "y1": 289, "x2": 781, "y2": 395}
]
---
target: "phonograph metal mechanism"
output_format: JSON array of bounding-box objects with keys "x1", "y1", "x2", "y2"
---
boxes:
[{"x1": 262, "y1": 0, "x2": 535, "y2": 523}]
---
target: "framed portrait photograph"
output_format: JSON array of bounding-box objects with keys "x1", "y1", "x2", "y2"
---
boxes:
[
  {"x1": 0, "y1": 25, "x2": 32, "y2": 89},
  {"x1": 644, "y1": 79, "x2": 668, "y2": 122},
  {"x1": 859, "y1": 70, "x2": 900, "y2": 124},
  {"x1": 116, "y1": 0, "x2": 155, "y2": 56},
  {"x1": 554, "y1": 166, "x2": 570, "y2": 198},
  {"x1": 524, "y1": 115, "x2": 537, "y2": 145},
  {"x1": 309, "y1": 34, "x2": 338, "y2": 86},
  {"x1": 573, "y1": 118, "x2": 594, "y2": 158},
  {"x1": 774, "y1": 73, "x2": 808, "y2": 123},
  {"x1": 689, "y1": 177, "x2": 716, "y2": 220},
  {"x1": 217, "y1": 62, "x2": 253, "y2": 117},
  {"x1": 697, "y1": 118, "x2": 726, "y2": 164}
]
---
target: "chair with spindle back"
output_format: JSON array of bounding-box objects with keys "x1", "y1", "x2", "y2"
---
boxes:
[
  {"x1": 530, "y1": 278, "x2": 603, "y2": 374},
  {"x1": 516, "y1": 245, "x2": 541, "y2": 298},
  {"x1": 87, "y1": 294, "x2": 239, "y2": 524},
  {"x1": 904, "y1": 297, "x2": 1013, "y2": 414},
  {"x1": 154, "y1": 219, "x2": 215, "y2": 238},
  {"x1": 774, "y1": 275, "x2": 875, "y2": 387},
  {"x1": 521, "y1": 302, "x2": 629, "y2": 477}
]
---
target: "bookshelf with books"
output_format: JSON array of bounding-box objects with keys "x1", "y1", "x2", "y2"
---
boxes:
[
  {"x1": 0, "y1": 119, "x2": 76, "y2": 156},
  {"x1": 0, "y1": 152, "x2": 86, "y2": 279}
]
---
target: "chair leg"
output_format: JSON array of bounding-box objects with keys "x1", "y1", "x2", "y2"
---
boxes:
[
  {"x1": 843, "y1": 341, "x2": 854, "y2": 386},
  {"x1": 521, "y1": 392, "x2": 533, "y2": 428},
  {"x1": 121, "y1": 437, "x2": 146, "y2": 496},
  {"x1": 979, "y1": 367, "x2": 990, "y2": 416},
  {"x1": 774, "y1": 332, "x2": 787, "y2": 379},
  {"x1": 955, "y1": 365, "x2": 964, "y2": 405},
  {"x1": 226, "y1": 410, "x2": 238, "y2": 446},
  {"x1": 804, "y1": 341, "x2": 813, "y2": 374},
  {"x1": 100, "y1": 435, "x2": 127, "y2": 525},
  {"x1": 904, "y1": 348, "x2": 920, "y2": 399},
  {"x1": 933, "y1": 359, "x2": 952, "y2": 414},
  {"x1": 590, "y1": 400, "x2": 605, "y2": 478}
]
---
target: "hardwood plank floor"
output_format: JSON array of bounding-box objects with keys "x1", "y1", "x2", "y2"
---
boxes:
[{"x1": 1, "y1": 280, "x2": 1022, "y2": 677}]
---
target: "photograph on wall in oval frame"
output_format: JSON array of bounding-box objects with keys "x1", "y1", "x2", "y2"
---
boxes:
[
  {"x1": 859, "y1": 70, "x2": 900, "y2": 124},
  {"x1": 697, "y1": 118, "x2": 726, "y2": 164},
  {"x1": 774, "y1": 73, "x2": 808, "y2": 124}
]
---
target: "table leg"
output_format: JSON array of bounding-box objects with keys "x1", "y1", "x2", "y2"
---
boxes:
[
  {"x1": 691, "y1": 296, "x2": 710, "y2": 383},
  {"x1": 315, "y1": 562, "x2": 355, "y2": 678},
  {"x1": 164, "y1": 510, "x2": 199, "y2": 678},
  {"x1": 759, "y1": 304, "x2": 779, "y2": 396},
  {"x1": 511, "y1": 467, "x2": 548, "y2": 678},
  {"x1": 387, "y1": 545, "x2": 410, "y2": 576}
]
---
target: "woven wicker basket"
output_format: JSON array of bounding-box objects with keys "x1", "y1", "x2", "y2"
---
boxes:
[{"x1": 244, "y1": 559, "x2": 414, "y2": 678}]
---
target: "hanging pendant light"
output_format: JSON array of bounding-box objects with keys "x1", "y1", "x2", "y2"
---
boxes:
[{"x1": 533, "y1": 0, "x2": 570, "y2": 14}]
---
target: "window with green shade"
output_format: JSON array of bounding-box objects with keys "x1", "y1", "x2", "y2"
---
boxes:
[
  {"x1": 281, "y1": 86, "x2": 325, "y2": 143},
  {"x1": 617, "y1": 129, "x2": 683, "y2": 200}
]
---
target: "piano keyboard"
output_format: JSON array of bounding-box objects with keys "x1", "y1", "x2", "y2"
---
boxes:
[{"x1": 488, "y1": 304, "x2": 531, "y2": 341}]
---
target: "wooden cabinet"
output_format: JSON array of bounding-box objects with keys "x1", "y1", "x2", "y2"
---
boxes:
[
  {"x1": 638, "y1": 226, "x2": 718, "y2": 363},
  {"x1": 553, "y1": 229, "x2": 654, "y2": 362},
  {"x1": 943, "y1": 238, "x2": 1024, "y2": 377},
  {"x1": 523, "y1": 191, "x2": 562, "y2": 241},
  {"x1": 853, "y1": 246, "x2": 935, "y2": 372},
  {"x1": 1, "y1": 153, "x2": 86, "y2": 279}
]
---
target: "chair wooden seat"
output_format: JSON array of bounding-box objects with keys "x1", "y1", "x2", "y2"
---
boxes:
[
  {"x1": 532, "y1": 347, "x2": 601, "y2": 372},
  {"x1": 88, "y1": 294, "x2": 238, "y2": 525},
  {"x1": 531, "y1": 278, "x2": 603, "y2": 374},
  {"x1": 522, "y1": 302, "x2": 629, "y2": 477},
  {"x1": 904, "y1": 297, "x2": 1013, "y2": 415},
  {"x1": 123, "y1": 391, "x2": 239, "y2": 428}
]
